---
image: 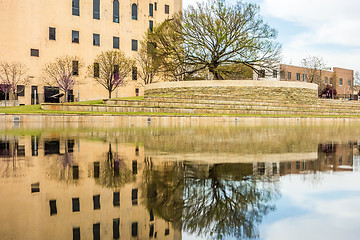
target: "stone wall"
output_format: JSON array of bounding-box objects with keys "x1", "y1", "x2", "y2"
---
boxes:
[{"x1": 145, "y1": 80, "x2": 318, "y2": 103}]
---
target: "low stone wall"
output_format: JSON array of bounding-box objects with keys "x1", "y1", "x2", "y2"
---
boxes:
[
  {"x1": 0, "y1": 100, "x2": 19, "y2": 107},
  {"x1": 145, "y1": 80, "x2": 318, "y2": 103}
]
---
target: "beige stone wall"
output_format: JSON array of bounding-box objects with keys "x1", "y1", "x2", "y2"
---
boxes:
[
  {"x1": 0, "y1": 0, "x2": 182, "y2": 105},
  {"x1": 145, "y1": 80, "x2": 318, "y2": 102}
]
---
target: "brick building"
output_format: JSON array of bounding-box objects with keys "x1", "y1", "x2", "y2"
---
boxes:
[{"x1": 280, "y1": 64, "x2": 354, "y2": 98}]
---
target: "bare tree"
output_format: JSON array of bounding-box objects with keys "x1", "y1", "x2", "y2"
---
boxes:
[
  {"x1": 148, "y1": 0, "x2": 281, "y2": 80},
  {"x1": 42, "y1": 55, "x2": 83, "y2": 102},
  {"x1": 0, "y1": 61, "x2": 29, "y2": 104},
  {"x1": 301, "y1": 56, "x2": 326, "y2": 83},
  {"x1": 88, "y1": 50, "x2": 135, "y2": 98},
  {"x1": 136, "y1": 40, "x2": 162, "y2": 85}
]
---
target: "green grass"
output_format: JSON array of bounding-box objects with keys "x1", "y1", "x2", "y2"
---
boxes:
[
  {"x1": 66, "y1": 99, "x2": 104, "y2": 105},
  {"x1": 112, "y1": 96, "x2": 145, "y2": 101}
]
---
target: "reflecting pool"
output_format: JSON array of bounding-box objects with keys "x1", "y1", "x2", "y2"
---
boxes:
[{"x1": 1, "y1": 120, "x2": 360, "y2": 240}]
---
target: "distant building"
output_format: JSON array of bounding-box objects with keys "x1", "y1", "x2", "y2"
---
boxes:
[
  {"x1": 0, "y1": 0, "x2": 182, "y2": 105},
  {"x1": 280, "y1": 64, "x2": 354, "y2": 98}
]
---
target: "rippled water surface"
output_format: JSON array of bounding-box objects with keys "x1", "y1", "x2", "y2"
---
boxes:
[{"x1": 1, "y1": 120, "x2": 360, "y2": 240}]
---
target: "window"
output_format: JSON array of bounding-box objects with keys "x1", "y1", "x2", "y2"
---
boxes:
[
  {"x1": 73, "y1": 165, "x2": 79, "y2": 179},
  {"x1": 302, "y1": 74, "x2": 306, "y2": 82},
  {"x1": 131, "y1": 222, "x2": 138, "y2": 237},
  {"x1": 149, "y1": 224, "x2": 154, "y2": 237},
  {"x1": 113, "y1": 0, "x2": 119, "y2": 23},
  {"x1": 273, "y1": 70, "x2": 277, "y2": 78},
  {"x1": 49, "y1": 200, "x2": 57, "y2": 216},
  {"x1": 17, "y1": 85, "x2": 25, "y2": 97},
  {"x1": 296, "y1": 161, "x2": 300, "y2": 170},
  {"x1": 72, "y1": 0, "x2": 80, "y2": 16},
  {"x1": 165, "y1": 4, "x2": 169, "y2": 14},
  {"x1": 93, "y1": 195, "x2": 101, "y2": 210},
  {"x1": 131, "y1": 39, "x2": 138, "y2": 51},
  {"x1": 93, "y1": 0, "x2": 100, "y2": 19},
  {"x1": 165, "y1": 228, "x2": 170, "y2": 236},
  {"x1": 280, "y1": 71, "x2": 285, "y2": 79},
  {"x1": 149, "y1": 3, "x2": 154, "y2": 16},
  {"x1": 132, "y1": 67, "x2": 137, "y2": 80},
  {"x1": 93, "y1": 223, "x2": 100, "y2": 240},
  {"x1": 113, "y1": 218, "x2": 120, "y2": 239},
  {"x1": 150, "y1": 210, "x2": 154, "y2": 221},
  {"x1": 330, "y1": 77, "x2": 333, "y2": 84},
  {"x1": 348, "y1": 80, "x2": 352, "y2": 86},
  {"x1": 31, "y1": 49, "x2": 39, "y2": 57},
  {"x1": 94, "y1": 63, "x2": 100, "y2": 78},
  {"x1": 73, "y1": 227, "x2": 80, "y2": 240},
  {"x1": 72, "y1": 198, "x2": 80, "y2": 212},
  {"x1": 135, "y1": 146, "x2": 139, "y2": 156},
  {"x1": 31, "y1": 182, "x2": 40, "y2": 193},
  {"x1": 113, "y1": 36, "x2": 119, "y2": 49},
  {"x1": 149, "y1": 20, "x2": 154, "y2": 31},
  {"x1": 155, "y1": 2, "x2": 157, "y2": 11},
  {"x1": 325, "y1": 77, "x2": 328, "y2": 84},
  {"x1": 72, "y1": 61, "x2": 79, "y2": 76},
  {"x1": 132, "y1": 160, "x2": 137, "y2": 175},
  {"x1": 339, "y1": 78, "x2": 343, "y2": 85},
  {"x1": 287, "y1": 72, "x2": 291, "y2": 80},
  {"x1": 296, "y1": 73, "x2": 300, "y2": 81},
  {"x1": 132, "y1": 4, "x2": 138, "y2": 20},
  {"x1": 72, "y1": 30, "x2": 79, "y2": 43},
  {"x1": 259, "y1": 70, "x2": 265, "y2": 78},
  {"x1": 132, "y1": 188, "x2": 138, "y2": 205},
  {"x1": 113, "y1": 192, "x2": 120, "y2": 206},
  {"x1": 49, "y1": 27, "x2": 56, "y2": 40},
  {"x1": 93, "y1": 33, "x2": 100, "y2": 46}
]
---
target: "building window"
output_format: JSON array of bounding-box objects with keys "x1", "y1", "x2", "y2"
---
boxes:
[
  {"x1": 149, "y1": 3, "x2": 154, "y2": 17},
  {"x1": 132, "y1": 67, "x2": 137, "y2": 80},
  {"x1": 113, "y1": 218, "x2": 120, "y2": 239},
  {"x1": 93, "y1": 195, "x2": 101, "y2": 210},
  {"x1": 155, "y1": 2, "x2": 157, "y2": 11},
  {"x1": 113, "y1": 192, "x2": 120, "y2": 207},
  {"x1": 72, "y1": 198, "x2": 80, "y2": 212},
  {"x1": 132, "y1": 160, "x2": 137, "y2": 174},
  {"x1": 30, "y1": 49, "x2": 39, "y2": 57},
  {"x1": 302, "y1": 74, "x2": 306, "y2": 82},
  {"x1": 296, "y1": 73, "x2": 300, "y2": 81},
  {"x1": 325, "y1": 77, "x2": 328, "y2": 84},
  {"x1": 272, "y1": 70, "x2": 277, "y2": 78},
  {"x1": 339, "y1": 78, "x2": 343, "y2": 85},
  {"x1": 17, "y1": 85, "x2": 25, "y2": 97},
  {"x1": 93, "y1": 223, "x2": 100, "y2": 240},
  {"x1": 165, "y1": 228, "x2": 170, "y2": 236},
  {"x1": 72, "y1": 61, "x2": 79, "y2": 76},
  {"x1": 73, "y1": 165, "x2": 79, "y2": 179},
  {"x1": 113, "y1": 36, "x2": 119, "y2": 49},
  {"x1": 348, "y1": 80, "x2": 352, "y2": 86},
  {"x1": 259, "y1": 70, "x2": 265, "y2": 78},
  {"x1": 149, "y1": 20, "x2": 154, "y2": 31},
  {"x1": 131, "y1": 222, "x2": 138, "y2": 237},
  {"x1": 94, "y1": 63, "x2": 100, "y2": 77},
  {"x1": 287, "y1": 72, "x2": 291, "y2": 80},
  {"x1": 93, "y1": 33, "x2": 100, "y2": 46},
  {"x1": 94, "y1": 161, "x2": 100, "y2": 178},
  {"x1": 49, "y1": 200, "x2": 57, "y2": 216},
  {"x1": 149, "y1": 224, "x2": 154, "y2": 238},
  {"x1": 165, "y1": 4, "x2": 169, "y2": 14},
  {"x1": 72, "y1": 30, "x2": 79, "y2": 43},
  {"x1": 31, "y1": 182, "x2": 40, "y2": 193},
  {"x1": 72, "y1": 0, "x2": 80, "y2": 16},
  {"x1": 113, "y1": 0, "x2": 119, "y2": 23},
  {"x1": 132, "y1": 188, "x2": 138, "y2": 205},
  {"x1": 93, "y1": 0, "x2": 100, "y2": 19},
  {"x1": 73, "y1": 227, "x2": 80, "y2": 240},
  {"x1": 150, "y1": 210, "x2": 154, "y2": 221},
  {"x1": 280, "y1": 71, "x2": 285, "y2": 79},
  {"x1": 131, "y1": 39, "x2": 138, "y2": 51},
  {"x1": 330, "y1": 77, "x2": 333, "y2": 84},
  {"x1": 132, "y1": 4, "x2": 138, "y2": 20},
  {"x1": 135, "y1": 88, "x2": 139, "y2": 96},
  {"x1": 49, "y1": 27, "x2": 56, "y2": 40}
]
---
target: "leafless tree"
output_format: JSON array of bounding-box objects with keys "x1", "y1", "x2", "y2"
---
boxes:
[
  {"x1": 42, "y1": 55, "x2": 83, "y2": 102},
  {"x1": 0, "y1": 61, "x2": 29, "y2": 104},
  {"x1": 136, "y1": 40, "x2": 162, "y2": 85},
  {"x1": 148, "y1": 0, "x2": 281, "y2": 80},
  {"x1": 88, "y1": 50, "x2": 135, "y2": 98}
]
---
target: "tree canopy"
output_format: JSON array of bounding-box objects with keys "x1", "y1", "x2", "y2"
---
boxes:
[{"x1": 148, "y1": 0, "x2": 281, "y2": 80}]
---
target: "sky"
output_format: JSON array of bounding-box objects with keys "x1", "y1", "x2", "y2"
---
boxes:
[{"x1": 182, "y1": 0, "x2": 360, "y2": 71}]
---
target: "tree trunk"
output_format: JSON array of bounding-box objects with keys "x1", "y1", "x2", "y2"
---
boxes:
[
  {"x1": 64, "y1": 91, "x2": 68, "y2": 103},
  {"x1": 108, "y1": 90, "x2": 112, "y2": 99}
]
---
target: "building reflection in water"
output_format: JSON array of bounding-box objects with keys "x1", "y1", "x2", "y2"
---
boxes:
[{"x1": 0, "y1": 133, "x2": 359, "y2": 240}]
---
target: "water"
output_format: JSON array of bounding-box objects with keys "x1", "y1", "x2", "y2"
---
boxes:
[{"x1": 1, "y1": 120, "x2": 360, "y2": 240}]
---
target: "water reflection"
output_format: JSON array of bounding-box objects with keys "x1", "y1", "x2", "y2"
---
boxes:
[{"x1": 0, "y1": 125, "x2": 360, "y2": 240}]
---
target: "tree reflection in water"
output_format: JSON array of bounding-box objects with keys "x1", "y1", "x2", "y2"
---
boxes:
[{"x1": 143, "y1": 162, "x2": 280, "y2": 240}]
